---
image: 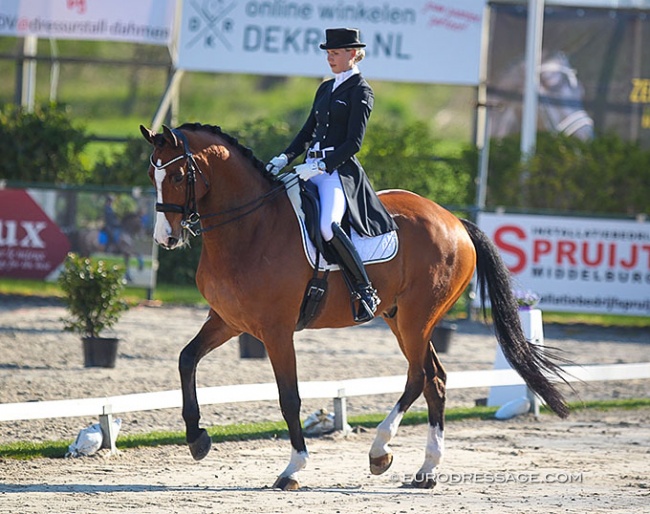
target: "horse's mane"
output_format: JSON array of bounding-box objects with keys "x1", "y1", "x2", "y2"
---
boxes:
[{"x1": 176, "y1": 122, "x2": 278, "y2": 183}]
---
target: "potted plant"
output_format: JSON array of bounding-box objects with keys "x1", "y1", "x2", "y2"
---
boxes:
[
  {"x1": 58, "y1": 253, "x2": 129, "y2": 368},
  {"x1": 513, "y1": 289, "x2": 540, "y2": 310}
]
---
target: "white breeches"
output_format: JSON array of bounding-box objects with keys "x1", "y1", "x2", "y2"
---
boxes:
[{"x1": 309, "y1": 168, "x2": 347, "y2": 242}]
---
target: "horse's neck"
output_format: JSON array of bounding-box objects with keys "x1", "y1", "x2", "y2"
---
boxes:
[{"x1": 199, "y1": 153, "x2": 282, "y2": 248}]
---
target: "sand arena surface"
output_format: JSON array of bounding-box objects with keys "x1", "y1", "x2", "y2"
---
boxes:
[{"x1": 0, "y1": 297, "x2": 648, "y2": 512}]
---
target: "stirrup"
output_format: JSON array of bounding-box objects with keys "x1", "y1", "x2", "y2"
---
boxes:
[{"x1": 353, "y1": 287, "x2": 380, "y2": 323}]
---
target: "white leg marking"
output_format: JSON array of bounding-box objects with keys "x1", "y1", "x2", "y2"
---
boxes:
[
  {"x1": 369, "y1": 405, "x2": 404, "y2": 458},
  {"x1": 416, "y1": 424, "x2": 444, "y2": 476},
  {"x1": 279, "y1": 448, "x2": 309, "y2": 480},
  {"x1": 153, "y1": 167, "x2": 172, "y2": 245}
]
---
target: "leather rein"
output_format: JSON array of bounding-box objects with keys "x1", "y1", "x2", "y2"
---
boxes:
[{"x1": 151, "y1": 129, "x2": 297, "y2": 236}]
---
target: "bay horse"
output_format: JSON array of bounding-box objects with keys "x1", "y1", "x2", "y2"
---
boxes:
[{"x1": 140, "y1": 123, "x2": 569, "y2": 490}]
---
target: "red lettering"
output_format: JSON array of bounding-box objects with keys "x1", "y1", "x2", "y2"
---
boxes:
[
  {"x1": 494, "y1": 225, "x2": 526, "y2": 273},
  {"x1": 608, "y1": 243, "x2": 616, "y2": 267},
  {"x1": 620, "y1": 245, "x2": 638, "y2": 269},
  {"x1": 643, "y1": 245, "x2": 650, "y2": 269},
  {"x1": 582, "y1": 241, "x2": 603, "y2": 267},
  {"x1": 557, "y1": 240, "x2": 577, "y2": 265},
  {"x1": 532, "y1": 239, "x2": 552, "y2": 264}
]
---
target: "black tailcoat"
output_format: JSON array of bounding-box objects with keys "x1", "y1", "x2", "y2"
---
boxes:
[{"x1": 283, "y1": 74, "x2": 398, "y2": 237}]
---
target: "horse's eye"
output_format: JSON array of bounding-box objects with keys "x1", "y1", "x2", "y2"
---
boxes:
[{"x1": 171, "y1": 173, "x2": 184, "y2": 184}]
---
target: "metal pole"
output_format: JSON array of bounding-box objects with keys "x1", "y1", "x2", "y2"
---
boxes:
[
  {"x1": 520, "y1": 0, "x2": 545, "y2": 160},
  {"x1": 475, "y1": 107, "x2": 492, "y2": 211},
  {"x1": 474, "y1": 4, "x2": 492, "y2": 216},
  {"x1": 22, "y1": 36, "x2": 38, "y2": 113}
]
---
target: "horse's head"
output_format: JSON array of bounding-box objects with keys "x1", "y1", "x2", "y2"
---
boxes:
[
  {"x1": 490, "y1": 52, "x2": 594, "y2": 141},
  {"x1": 538, "y1": 52, "x2": 594, "y2": 140},
  {"x1": 140, "y1": 124, "x2": 210, "y2": 249}
]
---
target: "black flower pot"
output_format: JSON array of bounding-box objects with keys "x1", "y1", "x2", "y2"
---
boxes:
[
  {"x1": 82, "y1": 337, "x2": 119, "y2": 368},
  {"x1": 239, "y1": 333, "x2": 266, "y2": 359},
  {"x1": 431, "y1": 322, "x2": 456, "y2": 353}
]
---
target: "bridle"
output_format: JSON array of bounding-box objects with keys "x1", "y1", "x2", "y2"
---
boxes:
[
  {"x1": 151, "y1": 128, "x2": 298, "y2": 236},
  {"x1": 152, "y1": 129, "x2": 207, "y2": 236}
]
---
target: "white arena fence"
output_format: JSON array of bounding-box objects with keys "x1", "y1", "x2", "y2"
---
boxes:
[{"x1": 0, "y1": 363, "x2": 649, "y2": 451}]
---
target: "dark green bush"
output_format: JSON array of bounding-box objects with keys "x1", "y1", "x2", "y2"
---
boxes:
[
  {"x1": 90, "y1": 137, "x2": 152, "y2": 187},
  {"x1": 360, "y1": 119, "x2": 475, "y2": 205},
  {"x1": 481, "y1": 133, "x2": 650, "y2": 214},
  {"x1": 0, "y1": 103, "x2": 89, "y2": 184}
]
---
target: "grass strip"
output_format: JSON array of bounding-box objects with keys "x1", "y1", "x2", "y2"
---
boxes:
[{"x1": 2, "y1": 398, "x2": 648, "y2": 460}]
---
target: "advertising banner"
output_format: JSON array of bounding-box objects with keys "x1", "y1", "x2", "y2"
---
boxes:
[
  {"x1": 176, "y1": 0, "x2": 485, "y2": 85},
  {"x1": 0, "y1": 0, "x2": 176, "y2": 45},
  {"x1": 0, "y1": 188, "x2": 154, "y2": 287},
  {"x1": 0, "y1": 189, "x2": 70, "y2": 279},
  {"x1": 487, "y1": 3, "x2": 650, "y2": 147},
  {"x1": 477, "y1": 212, "x2": 650, "y2": 316}
]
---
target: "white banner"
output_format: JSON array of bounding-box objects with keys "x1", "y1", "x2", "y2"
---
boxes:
[
  {"x1": 477, "y1": 213, "x2": 650, "y2": 316},
  {"x1": 0, "y1": 0, "x2": 176, "y2": 45},
  {"x1": 175, "y1": 0, "x2": 485, "y2": 85}
]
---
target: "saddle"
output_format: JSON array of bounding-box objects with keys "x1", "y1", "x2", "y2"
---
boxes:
[{"x1": 283, "y1": 176, "x2": 398, "y2": 330}]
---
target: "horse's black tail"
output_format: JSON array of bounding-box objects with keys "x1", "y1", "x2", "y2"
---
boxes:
[{"x1": 460, "y1": 218, "x2": 570, "y2": 418}]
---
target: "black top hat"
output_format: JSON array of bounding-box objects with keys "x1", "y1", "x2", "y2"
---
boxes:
[{"x1": 319, "y1": 28, "x2": 366, "y2": 50}]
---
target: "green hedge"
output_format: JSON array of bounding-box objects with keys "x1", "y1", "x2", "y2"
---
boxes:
[
  {"x1": 479, "y1": 132, "x2": 650, "y2": 214},
  {"x1": 0, "y1": 103, "x2": 89, "y2": 183}
]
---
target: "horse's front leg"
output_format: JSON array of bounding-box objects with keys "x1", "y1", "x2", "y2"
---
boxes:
[
  {"x1": 179, "y1": 309, "x2": 237, "y2": 461},
  {"x1": 266, "y1": 335, "x2": 308, "y2": 491}
]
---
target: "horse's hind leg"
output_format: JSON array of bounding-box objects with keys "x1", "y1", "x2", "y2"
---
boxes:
[
  {"x1": 179, "y1": 310, "x2": 237, "y2": 461},
  {"x1": 412, "y1": 341, "x2": 446, "y2": 489},
  {"x1": 369, "y1": 320, "x2": 426, "y2": 475}
]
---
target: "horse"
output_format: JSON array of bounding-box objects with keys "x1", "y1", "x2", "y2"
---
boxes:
[
  {"x1": 72, "y1": 212, "x2": 145, "y2": 281},
  {"x1": 489, "y1": 51, "x2": 594, "y2": 141},
  {"x1": 140, "y1": 122, "x2": 569, "y2": 490}
]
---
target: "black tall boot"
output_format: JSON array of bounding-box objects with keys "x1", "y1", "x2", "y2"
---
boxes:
[{"x1": 328, "y1": 222, "x2": 380, "y2": 323}]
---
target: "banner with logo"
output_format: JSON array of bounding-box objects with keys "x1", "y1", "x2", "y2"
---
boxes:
[
  {"x1": 487, "y1": 3, "x2": 650, "y2": 147},
  {"x1": 0, "y1": 0, "x2": 176, "y2": 45},
  {"x1": 0, "y1": 189, "x2": 69, "y2": 279},
  {"x1": 0, "y1": 188, "x2": 154, "y2": 287},
  {"x1": 175, "y1": 0, "x2": 485, "y2": 85},
  {"x1": 476, "y1": 212, "x2": 650, "y2": 316}
]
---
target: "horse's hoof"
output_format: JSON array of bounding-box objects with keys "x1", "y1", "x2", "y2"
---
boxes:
[
  {"x1": 411, "y1": 472, "x2": 436, "y2": 489},
  {"x1": 188, "y1": 429, "x2": 212, "y2": 461},
  {"x1": 273, "y1": 475, "x2": 300, "y2": 491},
  {"x1": 369, "y1": 453, "x2": 393, "y2": 475}
]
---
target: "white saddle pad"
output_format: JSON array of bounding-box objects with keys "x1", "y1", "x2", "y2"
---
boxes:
[{"x1": 282, "y1": 174, "x2": 399, "y2": 271}]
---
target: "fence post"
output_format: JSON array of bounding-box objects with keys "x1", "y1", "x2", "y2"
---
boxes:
[
  {"x1": 334, "y1": 388, "x2": 348, "y2": 432},
  {"x1": 99, "y1": 404, "x2": 118, "y2": 454}
]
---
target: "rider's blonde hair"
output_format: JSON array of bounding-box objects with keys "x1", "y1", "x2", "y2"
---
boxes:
[{"x1": 350, "y1": 48, "x2": 365, "y2": 64}]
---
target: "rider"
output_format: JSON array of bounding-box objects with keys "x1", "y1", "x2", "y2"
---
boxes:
[
  {"x1": 103, "y1": 195, "x2": 121, "y2": 250},
  {"x1": 266, "y1": 28, "x2": 398, "y2": 323}
]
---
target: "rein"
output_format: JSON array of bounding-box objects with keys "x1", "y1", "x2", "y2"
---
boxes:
[{"x1": 152, "y1": 128, "x2": 300, "y2": 236}]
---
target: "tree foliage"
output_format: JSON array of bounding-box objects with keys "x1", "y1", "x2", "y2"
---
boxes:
[
  {"x1": 482, "y1": 133, "x2": 650, "y2": 214},
  {"x1": 0, "y1": 103, "x2": 89, "y2": 183},
  {"x1": 90, "y1": 137, "x2": 152, "y2": 187},
  {"x1": 360, "y1": 120, "x2": 474, "y2": 206}
]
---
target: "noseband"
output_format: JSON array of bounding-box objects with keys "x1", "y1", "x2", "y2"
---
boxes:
[{"x1": 151, "y1": 129, "x2": 208, "y2": 236}]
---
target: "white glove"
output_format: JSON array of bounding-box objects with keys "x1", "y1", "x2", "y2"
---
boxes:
[
  {"x1": 265, "y1": 153, "x2": 288, "y2": 175},
  {"x1": 294, "y1": 161, "x2": 324, "y2": 181}
]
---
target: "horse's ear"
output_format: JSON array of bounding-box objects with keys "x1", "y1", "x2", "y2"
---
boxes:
[
  {"x1": 140, "y1": 125, "x2": 155, "y2": 144},
  {"x1": 162, "y1": 125, "x2": 179, "y2": 148}
]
